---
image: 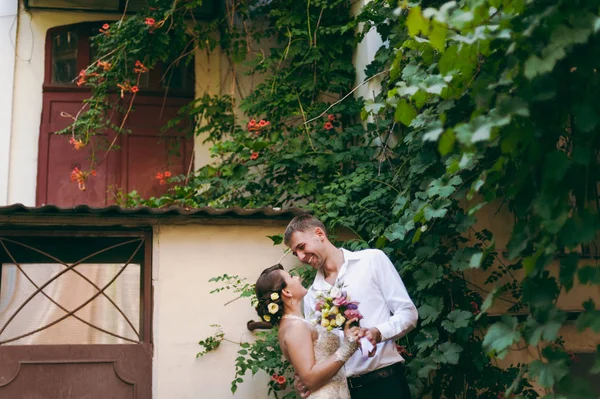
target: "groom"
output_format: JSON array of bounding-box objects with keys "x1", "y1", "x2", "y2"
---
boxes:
[{"x1": 285, "y1": 214, "x2": 418, "y2": 399}]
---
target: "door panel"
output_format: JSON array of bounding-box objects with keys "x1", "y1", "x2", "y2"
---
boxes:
[
  {"x1": 0, "y1": 344, "x2": 152, "y2": 398},
  {"x1": 37, "y1": 92, "x2": 192, "y2": 206}
]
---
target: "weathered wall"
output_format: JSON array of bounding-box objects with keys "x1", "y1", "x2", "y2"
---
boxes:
[{"x1": 152, "y1": 223, "x2": 297, "y2": 399}]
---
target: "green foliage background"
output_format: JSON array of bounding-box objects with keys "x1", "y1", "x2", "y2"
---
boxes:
[{"x1": 67, "y1": 0, "x2": 600, "y2": 397}]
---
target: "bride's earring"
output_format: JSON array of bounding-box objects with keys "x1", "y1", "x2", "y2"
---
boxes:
[{"x1": 291, "y1": 298, "x2": 296, "y2": 305}]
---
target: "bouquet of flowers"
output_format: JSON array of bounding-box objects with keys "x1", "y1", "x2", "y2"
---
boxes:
[{"x1": 310, "y1": 284, "x2": 363, "y2": 331}]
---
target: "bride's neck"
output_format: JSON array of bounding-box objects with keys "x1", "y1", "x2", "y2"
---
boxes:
[{"x1": 284, "y1": 302, "x2": 303, "y2": 317}]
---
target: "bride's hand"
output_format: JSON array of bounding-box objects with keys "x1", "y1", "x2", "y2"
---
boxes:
[{"x1": 344, "y1": 318, "x2": 359, "y2": 341}]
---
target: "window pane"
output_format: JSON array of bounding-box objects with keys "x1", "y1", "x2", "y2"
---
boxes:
[
  {"x1": 161, "y1": 61, "x2": 194, "y2": 92},
  {"x1": 0, "y1": 263, "x2": 140, "y2": 345},
  {"x1": 51, "y1": 30, "x2": 78, "y2": 84}
]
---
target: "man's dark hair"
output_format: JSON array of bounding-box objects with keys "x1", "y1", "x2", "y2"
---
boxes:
[{"x1": 284, "y1": 214, "x2": 327, "y2": 246}]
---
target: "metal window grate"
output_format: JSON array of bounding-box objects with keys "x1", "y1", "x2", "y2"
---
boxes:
[{"x1": 0, "y1": 234, "x2": 146, "y2": 345}]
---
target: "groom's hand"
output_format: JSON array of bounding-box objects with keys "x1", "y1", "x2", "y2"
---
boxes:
[
  {"x1": 358, "y1": 327, "x2": 382, "y2": 357},
  {"x1": 294, "y1": 374, "x2": 311, "y2": 399}
]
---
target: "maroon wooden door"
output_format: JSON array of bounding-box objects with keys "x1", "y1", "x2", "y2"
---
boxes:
[
  {"x1": 0, "y1": 230, "x2": 153, "y2": 399},
  {"x1": 36, "y1": 23, "x2": 194, "y2": 207},
  {"x1": 37, "y1": 92, "x2": 192, "y2": 207}
]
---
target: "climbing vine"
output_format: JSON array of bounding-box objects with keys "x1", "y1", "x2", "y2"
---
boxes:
[{"x1": 64, "y1": 0, "x2": 600, "y2": 398}]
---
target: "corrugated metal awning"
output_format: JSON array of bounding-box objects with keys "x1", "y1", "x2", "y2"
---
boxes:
[{"x1": 0, "y1": 204, "x2": 306, "y2": 227}]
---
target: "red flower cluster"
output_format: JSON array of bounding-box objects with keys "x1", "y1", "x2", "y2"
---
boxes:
[
  {"x1": 134, "y1": 60, "x2": 149, "y2": 74},
  {"x1": 323, "y1": 114, "x2": 336, "y2": 130},
  {"x1": 69, "y1": 137, "x2": 85, "y2": 150},
  {"x1": 270, "y1": 374, "x2": 287, "y2": 389},
  {"x1": 97, "y1": 60, "x2": 112, "y2": 71},
  {"x1": 70, "y1": 167, "x2": 96, "y2": 191},
  {"x1": 396, "y1": 344, "x2": 412, "y2": 358},
  {"x1": 247, "y1": 119, "x2": 270, "y2": 134},
  {"x1": 250, "y1": 152, "x2": 259, "y2": 160},
  {"x1": 117, "y1": 82, "x2": 139, "y2": 97},
  {"x1": 155, "y1": 171, "x2": 172, "y2": 185},
  {"x1": 568, "y1": 352, "x2": 579, "y2": 363},
  {"x1": 470, "y1": 301, "x2": 480, "y2": 315},
  {"x1": 144, "y1": 17, "x2": 156, "y2": 26},
  {"x1": 99, "y1": 23, "x2": 110, "y2": 35}
]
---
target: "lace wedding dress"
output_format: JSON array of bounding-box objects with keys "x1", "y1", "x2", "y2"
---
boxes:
[
  {"x1": 308, "y1": 325, "x2": 352, "y2": 399},
  {"x1": 282, "y1": 315, "x2": 355, "y2": 399}
]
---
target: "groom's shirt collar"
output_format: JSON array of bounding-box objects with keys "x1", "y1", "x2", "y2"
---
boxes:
[{"x1": 312, "y1": 248, "x2": 358, "y2": 290}]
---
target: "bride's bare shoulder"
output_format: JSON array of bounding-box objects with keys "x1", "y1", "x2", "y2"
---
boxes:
[{"x1": 279, "y1": 319, "x2": 315, "y2": 341}]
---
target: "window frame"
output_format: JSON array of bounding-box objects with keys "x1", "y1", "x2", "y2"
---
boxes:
[
  {"x1": 0, "y1": 229, "x2": 153, "y2": 345},
  {"x1": 44, "y1": 22, "x2": 195, "y2": 98}
]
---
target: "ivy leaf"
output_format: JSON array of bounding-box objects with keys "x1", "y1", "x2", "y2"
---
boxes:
[
  {"x1": 422, "y1": 121, "x2": 444, "y2": 141},
  {"x1": 427, "y1": 175, "x2": 462, "y2": 198},
  {"x1": 559, "y1": 253, "x2": 579, "y2": 292},
  {"x1": 477, "y1": 288, "x2": 501, "y2": 319},
  {"x1": 415, "y1": 327, "x2": 439, "y2": 350},
  {"x1": 418, "y1": 296, "x2": 444, "y2": 325},
  {"x1": 414, "y1": 262, "x2": 444, "y2": 290},
  {"x1": 590, "y1": 345, "x2": 600, "y2": 374},
  {"x1": 575, "y1": 300, "x2": 600, "y2": 332},
  {"x1": 559, "y1": 211, "x2": 598, "y2": 249},
  {"x1": 482, "y1": 316, "x2": 521, "y2": 359},
  {"x1": 395, "y1": 99, "x2": 417, "y2": 126},
  {"x1": 424, "y1": 205, "x2": 448, "y2": 220},
  {"x1": 267, "y1": 234, "x2": 283, "y2": 245},
  {"x1": 523, "y1": 310, "x2": 565, "y2": 346},
  {"x1": 413, "y1": 358, "x2": 438, "y2": 379},
  {"x1": 528, "y1": 359, "x2": 569, "y2": 388},
  {"x1": 442, "y1": 310, "x2": 473, "y2": 333},
  {"x1": 524, "y1": 55, "x2": 556, "y2": 80},
  {"x1": 429, "y1": 22, "x2": 447, "y2": 52},
  {"x1": 385, "y1": 222, "x2": 410, "y2": 241},
  {"x1": 521, "y1": 274, "x2": 559, "y2": 308},
  {"x1": 450, "y1": 247, "x2": 483, "y2": 271},
  {"x1": 406, "y1": 6, "x2": 429, "y2": 37},
  {"x1": 438, "y1": 129, "x2": 456, "y2": 156},
  {"x1": 432, "y1": 342, "x2": 463, "y2": 365},
  {"x1": 577, "y1": 265, "x2": 600, "y2": 285}
]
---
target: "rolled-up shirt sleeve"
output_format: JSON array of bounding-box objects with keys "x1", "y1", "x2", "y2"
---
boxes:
[{"x1": 372, "y1": 251, "x2": 418, "y2": 341}]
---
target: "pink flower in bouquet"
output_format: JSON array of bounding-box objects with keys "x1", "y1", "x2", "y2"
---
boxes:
[
  {"x1": 344, "y1": 308, "x2": 362, "y2": 321},
  {"x1": 333, "y1": 293, "x2": 349, "y2": 307},
  {"x1": 315, "y1": 299, "x2": 326, "y2": 311}
]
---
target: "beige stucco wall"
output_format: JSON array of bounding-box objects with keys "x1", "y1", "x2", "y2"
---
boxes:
[
  {"x1": 0, "y1": 0, "x2": 19, "y2": 205},
  {"x1": 153, "y1": 223, "x2": 298, "y2": 399},
  {"x1": 8, "y1": 8, "x2": 118, "y2": 206}
]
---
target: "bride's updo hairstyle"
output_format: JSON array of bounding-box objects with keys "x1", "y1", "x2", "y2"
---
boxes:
[{"x1": 255, "y1": 264, "x2": 287, "y2": 326}]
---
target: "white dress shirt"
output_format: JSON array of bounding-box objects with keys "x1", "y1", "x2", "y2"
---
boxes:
[{"x1": 303, "y1": 248, "x2": 418, "y2": 377}]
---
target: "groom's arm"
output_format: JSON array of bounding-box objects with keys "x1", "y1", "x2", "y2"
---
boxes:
[{"x1": 371, "y1": 250, "x2": 418, "y2": 342}]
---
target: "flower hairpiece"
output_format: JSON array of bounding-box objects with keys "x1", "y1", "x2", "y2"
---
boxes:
[
  {"x1": 270, "y1": 292, "x2": 280, "y2": 300},
  {"x1": 263, "y1": 314, "x2": 271, "y2": 322},
  {"x1": 268, "y1": 303, "x2": 280, "y2": 314}
]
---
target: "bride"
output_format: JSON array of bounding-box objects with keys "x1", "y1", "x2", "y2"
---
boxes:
[{"x1": 255, "y1": 264, "x2": 360, "y2": 398}]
